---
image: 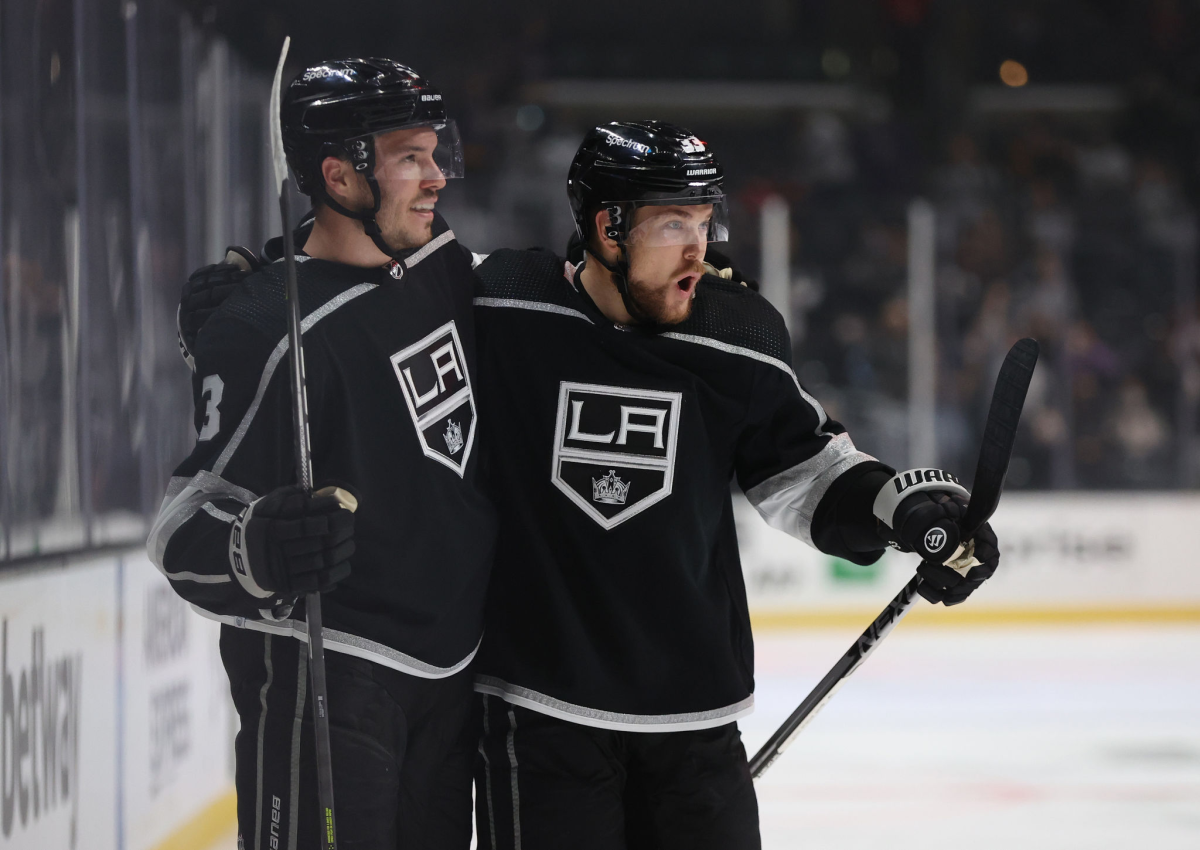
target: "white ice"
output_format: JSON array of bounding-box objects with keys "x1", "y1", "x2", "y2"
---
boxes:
[
  {"x1": 742, "y1": 625, "x2": 1200, "y2": 850},
  {"x1": 206, "y1": 625, "x2": 1199, "y2": 850}
]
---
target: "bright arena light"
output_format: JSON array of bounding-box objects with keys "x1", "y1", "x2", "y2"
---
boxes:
[{"x1": 1000, "y1": 59, "x2": 1029, "y2": 87}]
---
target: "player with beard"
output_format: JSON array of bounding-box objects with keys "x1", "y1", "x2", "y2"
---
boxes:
[
  {"x1": 150, "y1": 59, "x2": 495, "y2": 848},
  {"x1": 468, "y1": 121, "x2": 1001, "y2": 849}
]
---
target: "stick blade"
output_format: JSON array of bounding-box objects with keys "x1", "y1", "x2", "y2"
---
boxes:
[
  {"x1": 269, "y1": 36, "x2": 291, "y2": 194},
  {"x1": 963, "y1": 337, "x2": 1039, "y2": 535}
]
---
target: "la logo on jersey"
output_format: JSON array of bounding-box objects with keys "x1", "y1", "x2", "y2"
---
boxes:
[
  {"x1": 552, "y1": 382, "x2": 682, "y2": 530},
  {"x1": 390, "y1": 321, "x2": 476, "y2": 476}
]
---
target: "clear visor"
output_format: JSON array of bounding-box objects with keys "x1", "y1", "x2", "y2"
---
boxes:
[
  {"x1": 623, "y1": 197, "x2": 730, "y2": 248},
  {"x1": 367, "y1": 119, "x2": 464, "y2": 183}
]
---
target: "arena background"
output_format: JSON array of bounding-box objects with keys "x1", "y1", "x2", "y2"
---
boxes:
[{"x1": 1, "y1": 1, "x2": 1197, "y2": 847}]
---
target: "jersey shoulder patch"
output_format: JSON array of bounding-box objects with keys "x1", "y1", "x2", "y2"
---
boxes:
[
  {"x1": 669, "y1": 275, "x2": 791, "y2": 365},
  {"x1": 474, "y1": 248, "x2": 579, "y2": 311}
]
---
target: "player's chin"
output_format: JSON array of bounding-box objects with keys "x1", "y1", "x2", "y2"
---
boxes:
[{"x1": 646, "y1": 297, "x2": 693, "y2": 326}]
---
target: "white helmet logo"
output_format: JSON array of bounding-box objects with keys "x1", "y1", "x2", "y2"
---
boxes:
[
  {"x1": 924, "y1": 528, "x2": 947, "y2": 554},
  {"x1": 680, "y1": 136, "x2": 706, "y2": 153}
]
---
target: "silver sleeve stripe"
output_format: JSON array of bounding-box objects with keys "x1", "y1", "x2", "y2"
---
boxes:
[
  {"x1": 472, "y1": 297, "x2": 594, "y2": 324},
  {"x1": 162, "y1": 475, "x2": 190, "y2": 504},
  {"x1": 202, "y1": 502, "x2": 237, "y2": 523},
  {"x1": 658, "y1": 331, "x2": 828, "y2": 433},
  {"x1": 473, "y1": 676, "x2": 755, "y2": 733},
  {"x1": 404, "y1": 229, "x2": 456, "y2": 268},
  {"x1": 212, "y1": 282, "x2": 378, "y2": 476},
  {"x1": 147, "y1": 469, "x2": 258, "y2": 572},
  {"x1": 744, "y1": 433, "x2": 876, "y2": 547},
  {"x1": 166, "y1": 571, "x2": 232, "y2": 585},
  {"x1": 188, "y1": 604, "x2": 482, "y2": 680}
]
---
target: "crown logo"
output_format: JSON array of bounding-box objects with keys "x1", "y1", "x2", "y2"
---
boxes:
[
  {"x1": 591, "y1": 469, "x2": 630, "y2": 505},
  {"x1": 444, "y1": 420, "x2": 464, "y2": 455}
]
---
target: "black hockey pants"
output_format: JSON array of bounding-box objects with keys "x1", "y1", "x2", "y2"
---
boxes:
[
  {"x1": 222, "y1": 626, "x2": 476, "y2": 850},
  {"x1": 473, "y1": 696, "x2": 761, "y2": 850}
]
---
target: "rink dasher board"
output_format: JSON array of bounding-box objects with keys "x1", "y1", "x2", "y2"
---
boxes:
[
  {"x1": 0, "y1": 551, "x2": 232, "y2": 850},
  {"x1": 737, "y1": 492, "x2": 1200, "y2": 615}
]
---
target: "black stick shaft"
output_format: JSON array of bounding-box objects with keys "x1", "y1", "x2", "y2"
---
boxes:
[
  {"x1": 749, "y1": 576, "x2": 921, "y2": 780},
  {"x1": 750, "y1": 339, "x2": 1039, "y2": 782},
  {"x1": 280, "y1": 182, "x2": 337, "y2": 847}
]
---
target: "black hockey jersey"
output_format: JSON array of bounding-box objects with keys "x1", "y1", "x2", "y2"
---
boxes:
[
  {"x1": 148, "y1": 218, "x2": 497, "y2": 677},
  {"x1": 471, "y1": 249, "x2": 890, "y2": 730}
]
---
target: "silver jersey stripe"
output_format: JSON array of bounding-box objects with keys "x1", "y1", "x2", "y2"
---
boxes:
[
  {"x1": 190, "y1": 604, "x2": 480, "y2": 679},
  {"x1": 751, "y1": 448, "x2": 876, "y2": 547},
  {"x1": 147, "y1": 470, "x2": 257, "y2": 571},
  {"x1": 659, "y1": 331, "x2": 828, "y2": 433},
  {"x1": 473, "y1": 676, "x2": 755, "y2": 732},
  {"x1": 744, "y1": 433, "x2": 877, "y2": 546},
  {"x1": 202, "y1": 502, "x2": 237, "y2": 523},
  {"x1": 405, "y1": 228, "x2": 456, "y2": 268},
  {"x1": 473, "y1": 297, "x2": 594, "y2": 324},
  {"x1": 212, "y1": 283, "x2": 378, "y2": 476}
]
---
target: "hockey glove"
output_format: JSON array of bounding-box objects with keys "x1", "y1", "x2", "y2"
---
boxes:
[
  {"x1": 703, "y1": 247, "x2": 759, "y2": 291},
  {"x1": 915, "y1": 521, "x2": 999, "y2": 606},
  {"x1": 873, "y1": 468, "x2": 1001, "y2": 606},
  {"x1": 177, "y1": 246, "x2": 259, "y2": 371},
  {"x1": 229, "y1": 485, "x2": 357, "y2": 606}
]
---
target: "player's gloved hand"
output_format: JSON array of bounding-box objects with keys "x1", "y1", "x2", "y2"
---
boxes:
[
  {"x1": 872, "y1": 468, "x2": 1001, "y2": 607},
  {"x1": 229, "y1": 485, "x2": 357, "y2": 604},
  {"x1": 178, "y1": 246, "x2": 259, "y2": 370},
  {"x1": 703, "y1": 247, "x2": 759, "y2": 291},
  {"x1": 915, "y1": 521, "x2": 1000, "y2": 606}
]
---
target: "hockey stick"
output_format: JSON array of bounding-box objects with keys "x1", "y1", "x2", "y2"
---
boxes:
[
  {"x1": 748, "y1": 338, "x2": 1040, "y2": 781},
  {"x1": 270, "y1": 38, "x2": 338, "y2": 847}
]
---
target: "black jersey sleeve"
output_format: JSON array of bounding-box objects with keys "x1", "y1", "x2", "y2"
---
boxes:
[
  {"x1": 146, "y1": 291, "x2": 319, "y2": 620},
  {"x1": 731, "y1": 310, "x2": 892, "y2": 563}
]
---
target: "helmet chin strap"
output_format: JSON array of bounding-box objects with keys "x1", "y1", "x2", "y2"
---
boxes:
[
  {"x1": 316, "y1": 136, "x2": 404, "y2": 262},
  {"x1": 589, "y1": 203, "x2": 661, "y2": 328}
]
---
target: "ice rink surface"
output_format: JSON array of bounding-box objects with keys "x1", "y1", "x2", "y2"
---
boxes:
[
  {"x1": 205, "y1": 624, "x2": 1199, "y2": 850},
  {"x1": 743, "y1": 624, "x2": 1200, "y2": 850}
]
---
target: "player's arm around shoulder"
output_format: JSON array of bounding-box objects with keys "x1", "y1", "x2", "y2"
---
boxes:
[{"x1": 148, "y1": 308, "x2": 354, "y2": 622}]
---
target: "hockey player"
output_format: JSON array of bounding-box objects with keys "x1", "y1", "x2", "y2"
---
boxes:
[
  {"x1": 149, "y1": 59, "x2": 495, "y2": 848},
  {"x1": 466, "y1": 121, "x2": 1000, "y2": 850}
]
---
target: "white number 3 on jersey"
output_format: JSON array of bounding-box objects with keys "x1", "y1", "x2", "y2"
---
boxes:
[{"x1": 198, "y1": 375, "x2": 224, "y2": 441}]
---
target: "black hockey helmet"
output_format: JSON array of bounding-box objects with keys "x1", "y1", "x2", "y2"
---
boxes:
[
  {"x1": 566, "y1": 121, "x2": 729, "y2": 324},
  {"x1": 281, "y1": 58, "x2": 463, "y2": 258},
  {"x1": 567, "y1": 121, "x2": 728, "y2": 247}
]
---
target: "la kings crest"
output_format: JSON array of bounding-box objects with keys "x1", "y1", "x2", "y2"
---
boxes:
[
  {"x1": 390, "y1": 321, "x2": 476, "y2": 476},
  {"x1": 552, "y1": 382, "x2": 682, "y2": 529}
]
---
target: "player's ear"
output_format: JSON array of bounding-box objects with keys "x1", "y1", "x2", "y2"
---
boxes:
[
  {"x1": 591, "y1": 208, "x2": 619, "y2": 263},
  {"x1": 321, "y1": 156, "x2": 361, "y2": 206}
]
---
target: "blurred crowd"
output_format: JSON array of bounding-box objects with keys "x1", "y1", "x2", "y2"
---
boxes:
[{"x1": 758, "y1": 99, "x2": 1200, "y2": 490}]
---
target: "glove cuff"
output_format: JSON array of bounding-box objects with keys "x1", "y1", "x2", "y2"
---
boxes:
[
  {"x1": 872, "y1": 468, "x2": 970, "y2": 529},
  {"x1": 229, "y1": 498, "x2": 274, "y2": 599}
]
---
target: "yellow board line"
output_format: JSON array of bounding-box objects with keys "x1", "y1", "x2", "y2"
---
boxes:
[
  {"x1": 149, "y1": 789, "x2": 237, "y2": 850},
  {"x1": 751, "y1": 606, "x2": 1200, "y2": 630}
]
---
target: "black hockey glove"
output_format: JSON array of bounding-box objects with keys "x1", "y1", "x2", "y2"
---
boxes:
[
  {"x1": 177, "y1": 246, "x2": 259, "y2": 371},
  {"x1": 229, "y1": 485, "x2": 357, "y2": 607},
  {"x1": 873, "y1": 468, "x2": 1001, "y2": 606},
  {"x1": 915, "y1": 521, "x2": 999, "y2": 606},
  {"x1": 703, "y1": 247, "x2": 759, "y2": 291}
]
